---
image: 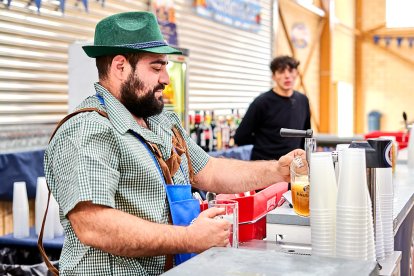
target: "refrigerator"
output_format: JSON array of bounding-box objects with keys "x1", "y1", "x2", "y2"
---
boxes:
[{"x1": 164, "y1": 51, "x2": 189, "y2": 130}]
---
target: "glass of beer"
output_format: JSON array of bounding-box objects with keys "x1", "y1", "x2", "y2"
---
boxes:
[{"x1": 290, "y1": 156, "x2": 310, "y2": 217}]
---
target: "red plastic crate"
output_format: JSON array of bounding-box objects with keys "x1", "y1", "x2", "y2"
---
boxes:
[
  {"x1": 207, "y1": 182, "x2": 288, "y2": 242},
  {"x1": 364, "y1": 131, "x2": 410, "y2": 149}
]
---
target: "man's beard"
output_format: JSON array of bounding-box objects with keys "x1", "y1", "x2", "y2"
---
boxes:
[{"x1": 120, "y1": 72, "x2": 165, "y2": 118}]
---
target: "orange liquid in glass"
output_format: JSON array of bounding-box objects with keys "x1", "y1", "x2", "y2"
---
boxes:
[{"x1": 291, "y1": 180, "x2": 310, "y2": 217}]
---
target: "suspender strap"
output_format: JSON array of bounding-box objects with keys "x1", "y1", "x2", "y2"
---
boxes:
[
  {"x1": 38, "y1": 108, "x2": 108, "y2": 276},
  {"x1": 143, "y1": 128, "x2": 195, "y2": 271},
  {"x1": 49, "y1": 108, "x2": 108, "y2": 143},
  {"x1": 135, "y1": 127, "x2": 196, "y2": 186},
  {"x1": 172, "y1": 128, "x2": 196, "y2": 185}
]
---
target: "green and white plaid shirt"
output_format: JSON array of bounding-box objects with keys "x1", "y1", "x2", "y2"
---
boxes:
[{"x1": 44, "y1": 83, "x2": 210, "y2": 276}]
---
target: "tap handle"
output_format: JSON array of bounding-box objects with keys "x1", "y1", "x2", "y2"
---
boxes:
[
  {"x1": 280, "y1": 128, "x2": 313, "y2": 138},
  {"x1": 403, "y1": 111, "x2": 408, "y2": 130}
]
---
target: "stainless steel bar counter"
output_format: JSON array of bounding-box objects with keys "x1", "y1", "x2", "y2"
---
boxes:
[
  {"x1": 162, "y1": 247, "x2": 378, "y2": 276},
  {"x1": 266, "y1": 157, "x2": 414, "y2": 276},
  {"x1": 164, "y1": 151, "x2": 413, "y2": 276}
]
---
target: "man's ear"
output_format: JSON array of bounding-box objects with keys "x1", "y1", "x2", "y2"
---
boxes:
[{"x1": 111, "y1": 55, "x2": 130, "y2": 81}]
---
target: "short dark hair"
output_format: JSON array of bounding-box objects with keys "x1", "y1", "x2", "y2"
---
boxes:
[
  {"x1": 270, "y1": 56, "x2": 300, "y2": 74},
  {"x1": 96, "y1": 53, "x2": 142, "y2": 80}
]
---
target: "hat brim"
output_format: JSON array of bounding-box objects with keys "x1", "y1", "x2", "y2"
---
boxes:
[{"x1": 82, "y1": 45, "x2": 182, "y2": 58}]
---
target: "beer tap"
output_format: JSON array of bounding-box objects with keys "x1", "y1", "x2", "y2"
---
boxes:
[
  {"x1": 280, "y1": 128, "x2": 316, "y2": 164},
  {"x1": 403, "y1": 111, "x2": 408, "y2": 131}
]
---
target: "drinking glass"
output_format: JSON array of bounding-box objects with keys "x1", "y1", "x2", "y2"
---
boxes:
[
  {"x1": 290, "y1": 156, "x2": 310, "y2": 217},
  {"x1": 208, "y1": 199, "x2": 239, "y2": 248}
]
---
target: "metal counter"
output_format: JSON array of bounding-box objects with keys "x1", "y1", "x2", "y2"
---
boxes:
[
  {"x1": 266, "y1": 161, "x2": 414, "y2": 276},
  {"x1": 392, "y1": 164, "x2": 414, "y2": 233},
  {"x1": 162, "y1": 247, "x2": 378, "y2": 276}
]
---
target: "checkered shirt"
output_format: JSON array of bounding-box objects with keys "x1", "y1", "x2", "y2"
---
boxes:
[{"x1": 44, "y1": 83, "x2": 210, "y2": 275}]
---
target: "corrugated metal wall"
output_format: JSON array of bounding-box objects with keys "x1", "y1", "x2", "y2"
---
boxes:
[
  {"x1": 0, "y1": 0, "x2": 273, "y2": 127},
  {"x1": 175, "y1": 0, "x2": 273, "y2": 113},
  {"x1": 0, "y1": 0, "x2": 148, "y2": 127}
]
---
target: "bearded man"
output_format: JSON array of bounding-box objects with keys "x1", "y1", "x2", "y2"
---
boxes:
[{"x1": 43, "y1": 11, "x2": 305, "y2": 276}]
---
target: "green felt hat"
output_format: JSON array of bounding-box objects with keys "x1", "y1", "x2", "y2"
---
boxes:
[{"x1": 83, "y1": 11, "x2": 181, "y2": 58}]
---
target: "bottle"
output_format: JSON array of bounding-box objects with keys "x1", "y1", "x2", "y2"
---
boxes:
[
  {"x1": 210, "y1": 110, "x2": 217, "y2": 151},
  {"x1": 204, "y1": 111, "x2": 213, "y2": 152},
  {"x1": 220, "y1": 116, "x2": 230, "y2": 149},
  {"x1": 188, "y1": 111, "x2": 195, "y2": 139},
  {"x1": 234, "y1": 109, "x2": 242, "y2": 127},
  {"x1": 228, "y1": 110, "x2": 236, "y2": 148},
  {"x1": 191, "y1": 111, "x2": 201, "y2": 144},
  {"x1": 216, "y1": 116, "x2": 224, "y2": 150},
  {"x1": 198, "y1": 111, "x2": 206, "y2": 149}
]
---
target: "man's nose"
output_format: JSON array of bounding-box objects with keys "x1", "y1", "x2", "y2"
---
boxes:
[{"x1": 160, "y1": 69, "x2": 170, "y2": 85}]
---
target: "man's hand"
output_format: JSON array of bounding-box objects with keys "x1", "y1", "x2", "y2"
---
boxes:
[
  {"x1": 186, "y1": 207, "x2": 231, "y2": 253},
  {"x1": 277, "y1": 149, "x2": 307, "y2": 182}
]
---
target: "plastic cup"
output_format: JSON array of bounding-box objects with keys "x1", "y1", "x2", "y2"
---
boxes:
[
  {"x1": 376, "y1": 168, "x2": 393, "y2": 196},
  {"x1": 337, "y1": 148, "x2": 369, "y2": 208},
  {"x1": 290, "y1": 157, "x2": 310, "y2": 217},
  {"x1": 50, "y1": 195, "x2": 64, "y2": 236},
  {"x1": 335, "y1": 144, "x2": 349, "y2": 183},
  {"x1": 310, "y1": 152, "x2": 337, "y2": 210},
  {"x1": 35, "y1": 177, "x2": 54, "y2": 239},
  {"x1": 13, "y1": 182, "x2": 30, "y2": 239}
]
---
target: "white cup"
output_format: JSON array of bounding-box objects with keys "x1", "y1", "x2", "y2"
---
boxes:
[
  {"x1": 13, "y1": 182, "x2": 30, "y2": 239},
  {"x1": 335, "y1": 144, "x2": 350, "y2": 183},
  {"x1": 376, "y1": 168, "x2": 393, "y2": 196},
  {"x1": 337, "y1": 148, "x2": 369, "y2": 208},
  {"x1": 35, "y1": 177, "x2": 54, "y2": 239},
  {"x1": 310, "y1": 152, "x2": 337, "y2": 210},
  {"x1": 51, "y1": 195, "x2": 64, "y2": 236}
]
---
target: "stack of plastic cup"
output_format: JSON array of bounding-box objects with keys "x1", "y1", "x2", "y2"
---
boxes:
[
  {"x1": 13, "y1": 182, "x2": 30, "y2": 239},
  {"x1": 375, "y1": 187, "x2": 385, "y2": 261},
  {"x1": 408, "y1": 126, "x2": 414, "y2": 170},
  {"x1": 366, "y1": 194, "x2": 376, "y2": 261},
  {"x1": 376, "y1": 168, "x2": 394, "y2": 256},
  {"x1": 35, "y1": 177, "x2": 55, "y2": 239},
  {"x1": 51, "y1": 195, "x2": 64, "y2": 237},
  {"x1": 335, "y1": 148, "x2": 375, "y2": 261},
  {"x1": 310, "y1": 152, "x2": 338, "y2": 257},
  {"x1": 334, "y1": 144, "x2": 350, "y2": 183}
]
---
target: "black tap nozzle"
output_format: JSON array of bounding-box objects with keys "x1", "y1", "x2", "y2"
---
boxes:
[{"x1": 280, "y1": 128, "x2": 313, "y2": 138}]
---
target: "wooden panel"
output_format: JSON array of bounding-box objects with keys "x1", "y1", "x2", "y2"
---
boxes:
[
  {"x1": 319, "y1": 0, "x2": 332, "y2": 133},
  {"x1": 355, "y1": 0, "x2": 364, "y2": 133}
]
